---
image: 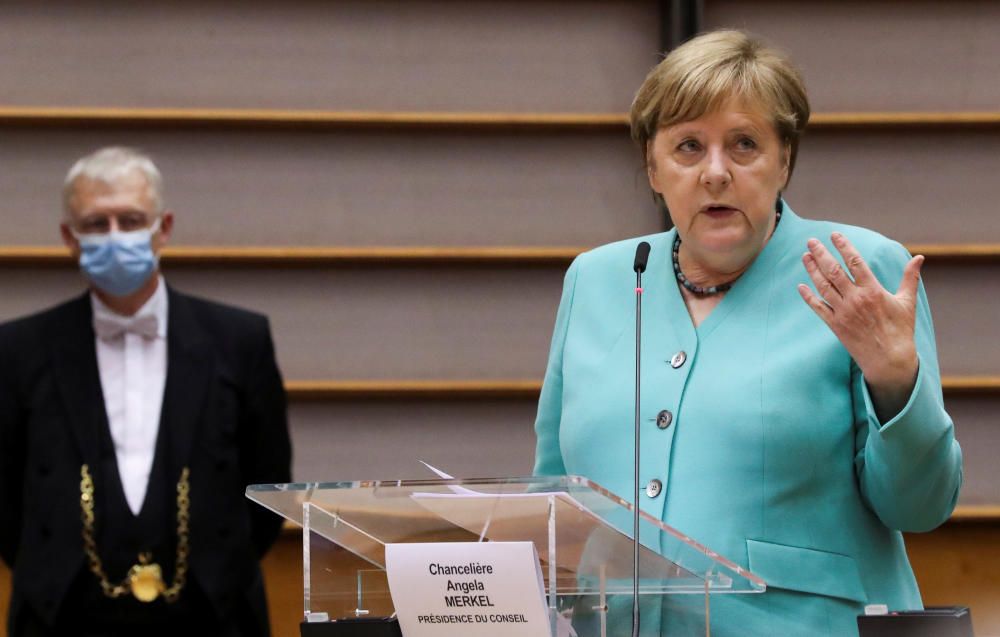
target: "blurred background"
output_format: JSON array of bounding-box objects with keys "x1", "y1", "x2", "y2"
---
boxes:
[{"x1": 0, "y1": 1, "x2": 997, "y2": 635}]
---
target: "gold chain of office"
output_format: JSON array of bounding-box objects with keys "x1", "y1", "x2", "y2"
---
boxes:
[{"x1": 79, "y1": 464, "x2": 190, "y2": 603}]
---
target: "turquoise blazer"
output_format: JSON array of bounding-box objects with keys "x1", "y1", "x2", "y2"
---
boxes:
[{"x1": 533, "y1": 205, "x2": 963, "y2": 636}]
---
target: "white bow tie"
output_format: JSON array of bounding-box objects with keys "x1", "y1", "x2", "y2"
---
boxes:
[{"x1": 93, "y1": 312, "x2": 159, "y2": 340}]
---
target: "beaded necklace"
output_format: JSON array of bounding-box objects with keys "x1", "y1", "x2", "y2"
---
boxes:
[{"x1": 672, "y1": 202, "x2": 783, "y2": 296}]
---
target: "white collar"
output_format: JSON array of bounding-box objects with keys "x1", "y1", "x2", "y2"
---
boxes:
[{"x1": 90, "y1": 275, "x2": 169, "y2": 339}]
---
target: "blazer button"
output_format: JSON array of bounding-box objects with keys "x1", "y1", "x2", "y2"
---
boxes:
[
  {"x1": 656, "y1": 410, "x2": 673, "y2": 429},
  {"x1": 645, "y1": 479, "x2": 663, "y2": 498},
  {"x1": 670, "y1": 351, "x2": 687, "y2": 369}
]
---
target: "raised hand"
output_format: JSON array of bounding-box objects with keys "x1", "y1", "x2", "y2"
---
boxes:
[{"x1": 797, "y1": 232, "x2": 923, "y2": 421}]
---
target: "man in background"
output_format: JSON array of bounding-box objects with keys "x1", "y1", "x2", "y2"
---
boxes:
[{"x1": 0, "y1": 147, "x2": 292, "y2": 636}]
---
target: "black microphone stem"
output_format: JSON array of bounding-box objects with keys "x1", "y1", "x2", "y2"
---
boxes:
[
  {"x1": 632, "y1": 266, "x2": 642, "y2": 637},
  {"x1": 630, "y1": 241, "x2": 649, "y2": 637}
]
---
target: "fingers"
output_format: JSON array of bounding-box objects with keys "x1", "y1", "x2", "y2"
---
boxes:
[
  {"x1": 797, "y1": 283, "x2": 834, "y2": 323},
  {"x1": 802, "y1": 249, "x2": 844, "y2": 306},
  {"x1": 897, "y1": 254, "x2": 924, "y2": 301},
  {"x1": 830, "y1": 232, "x2": 876, "y2": 286},
  {"x1": 806, "y1": 238, "x2": 852, "y2": 300}
]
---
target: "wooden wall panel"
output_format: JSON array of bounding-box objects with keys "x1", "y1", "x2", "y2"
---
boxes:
[
  {"x1": 787, "y1": 128, "x2": 1000, "y2": 245},
  {"x1": 288, "y1": 400, "x2": 538, "y2": 483},
  {"x1": 945, "y1": 396, "x2": 1000, "y2": 506},
  {"x1": 169, "y1": 266, "x2": 564, "y2": 380},
  {"x1": 920, "y1": 262, "x2": 1000, "y2": 377},
  {"x1": 0, "y1": 267, "x2": 561, "y2": 380},
  {"x1": 906, "y1": 524, "x2": 1000, "y2": 637},
  {"x1": 1, "y1": 257, "x2": 999, "y2": 379},
  {"x1": 258, "y1": 525, "x2": 1000, "y2": 637},
  {"x1": 260, "y1": 526, "x2": 1000, "y2": 637},
  {"x1": 0, "y1": 126, "x2": 659, "y2": 247},
  {"x1": 5, "y1": 0, "x2": 996, "y2": 635},
  {"x1": 705, "y1": 0, "x2": 1000, "y2": 112},
  {"x1": 0, "y1": 566, "x2": 7, "y2": 637},
  {"x1": 3, "y1": 124, "x2": 999, "y2": 247},
  {"x1": 286, "y1": 394, "x2": 999, "y2": 507},
  {"x1": 259, "y1": 524, "x2": 1000, "y2": 637},
  {"x1": 260, "y1": 533, "x2": 303, "y2": 637},
  {"x1": 0, "y1": 0, "x2": 658, "y2": 112},
  {"x1": 4, "y1": 524, "x2": 999, "y2": 637},
  {"x1": 7, "y1": 266, "x2": 996, "y2": 501}
]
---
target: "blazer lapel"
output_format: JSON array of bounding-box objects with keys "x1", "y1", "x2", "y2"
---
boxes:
[
  {"x1": 49, "y1": 293, "x2": 105, "y2": 470},
  {"x1": 160, "y1": 288, "x2": 214, "y2": 479}
]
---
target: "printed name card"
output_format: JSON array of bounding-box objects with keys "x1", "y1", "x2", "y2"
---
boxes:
[{"x1": 385, "y1": 541, "x2": 550, "y2": 637}]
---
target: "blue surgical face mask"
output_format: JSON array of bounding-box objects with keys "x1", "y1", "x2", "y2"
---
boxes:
[{"x1": 73, "y1": 218, "x2": 161, "y2": 297}]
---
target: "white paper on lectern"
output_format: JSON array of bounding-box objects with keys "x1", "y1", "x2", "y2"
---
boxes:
[
  {"x1": 414, "y1": 463, "x2": 604, "y2": 547},
  {"x1": 419, "y1": 461, "x2": 482, "y2": 495},
  {"x1": 386, "y1": 541, "x2": 550, "y2": 637}
]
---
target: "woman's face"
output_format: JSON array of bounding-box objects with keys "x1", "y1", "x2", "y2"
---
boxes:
[{"x1": 647, "y1": 100, "x2": 790, "y2": 272}]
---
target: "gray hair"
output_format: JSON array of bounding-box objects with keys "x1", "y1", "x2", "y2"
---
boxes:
[
  {"x1": 62, "y1": 146, "x2": 165, "y2": 215},
  {"x1": 630, "y1": 30, "x2": 810, "y2": 188}
]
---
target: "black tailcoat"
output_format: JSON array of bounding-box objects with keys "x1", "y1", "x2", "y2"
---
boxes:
[{"x1": 0, "y1": 288, "x2": 292, "y2": 636}]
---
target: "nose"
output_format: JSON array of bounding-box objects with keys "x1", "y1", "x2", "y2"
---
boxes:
[{"x1": 700, "y1": 147, "x2": 732, "y2": 190}]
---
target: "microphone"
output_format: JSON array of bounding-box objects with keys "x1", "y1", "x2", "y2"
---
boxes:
[
  {"x1": 633, "y1": 241, "x2": 651, "y2": 273},
  {"x1": 631, "y1": 241, "x2": 650, "y2": 637}
]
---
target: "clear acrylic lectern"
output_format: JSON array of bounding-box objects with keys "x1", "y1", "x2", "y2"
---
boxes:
[{"x1": 247, "y1": 475, "x2": 764, "y2": 636}]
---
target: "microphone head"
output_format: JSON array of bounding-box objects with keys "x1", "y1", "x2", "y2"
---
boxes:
[{"x1": 633, "y1": 241, "x2": 651, "y2": 273}]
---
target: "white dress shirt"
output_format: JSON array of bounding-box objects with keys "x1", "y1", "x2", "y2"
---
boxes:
[{"x1": 92, "y1": 277, "x2": 168, "y2": 515}]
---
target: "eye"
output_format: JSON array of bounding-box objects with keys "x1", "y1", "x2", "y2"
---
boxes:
[
  {"x1": 118, "y1": 213, "x2": 149, "y2": 231},
  {"x1": 734, "y1": 136, "x2": 757, "y2": 151},
  {"x1": 677, "y1": 139, "x2": 701, "y2": 153},
  {"x1": 79, "y1": 217, "x2": 110, "y2": 234}
]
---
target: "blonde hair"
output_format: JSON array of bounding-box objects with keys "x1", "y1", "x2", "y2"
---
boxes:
[
  {"x1": 63, "y1": 146, "x2": 165, "y2": 215},
  {"x1": 630, "y1": 30, "x2": 810, "y2": 184}
]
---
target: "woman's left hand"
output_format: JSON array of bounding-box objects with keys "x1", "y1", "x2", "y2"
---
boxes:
[{"x1": 797, "y1": 232, "x2": 923, "y2": 422}]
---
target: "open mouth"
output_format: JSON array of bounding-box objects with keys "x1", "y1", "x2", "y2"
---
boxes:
[{"x1": 701, "y1": 204, "x2": 739, "y2": 218}]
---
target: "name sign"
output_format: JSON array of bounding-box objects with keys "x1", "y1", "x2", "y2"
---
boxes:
[{"x1": 385, "y1": 541, "x2": 550, "y2": 637}]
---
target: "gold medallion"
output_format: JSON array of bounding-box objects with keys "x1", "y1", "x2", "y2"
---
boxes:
[
  {"x1": 80, "y1": 466, "x2": 190, "y2": 604},
  {"x1": 128, "y1": 561, "x2": 165, "y2": 602}
]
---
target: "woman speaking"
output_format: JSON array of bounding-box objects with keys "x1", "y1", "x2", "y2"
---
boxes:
[{"x1": 532, "y1": 30, "x2": 962, "y2": 635}]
